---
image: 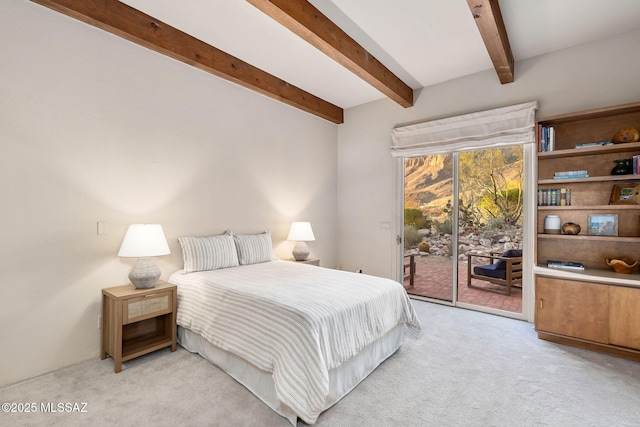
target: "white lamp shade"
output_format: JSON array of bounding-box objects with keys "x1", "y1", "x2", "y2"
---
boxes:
[
  {"x1": 118, "y1": 224, "x2": 170, "y2": 258},
  {"x1": 287, "y1": 222, "x2": 315, "y2": 241}
]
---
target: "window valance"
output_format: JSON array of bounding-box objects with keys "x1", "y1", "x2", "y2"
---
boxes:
[{"x1": 390, "y1": 101, "x2": 538, "y2": 158}]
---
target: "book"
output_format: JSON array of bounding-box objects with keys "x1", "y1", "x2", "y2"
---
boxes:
[
  {"x1": 634, "y1": 155, "x2": 640, "y2": 175},
  {"x1": 575, "y1": 141, "x2": 612, "y2": 148},
  {"x1": 537, "y1": 188, "x2": 571, "y2": 206},
  {"x1": 554, "y1": 170, "x2": 587, "y2": 176},
  {"x1": 553, "y1": 170, "x2": 589, "y2": 179},
  {"x1": 538, "y1": 126, "x2": 556, "y2": 151},
  {"x1": 553, "y1": 174, "x2": 589, "y2": 179},
  {"x1": 538, "y1": 126, "x2": 555, "y2": 152},
  {"x1": 547, "y1": 260, "x2": 585, "y2": 271}
]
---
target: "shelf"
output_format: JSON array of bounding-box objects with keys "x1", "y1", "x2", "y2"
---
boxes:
[
  {"x1": 538, "y1": 141, "x2": 640, "y2": 159},
  {"x1": 122, "y1": 335, "x2": 173, "y2": 361},
  {"x1": 537, "y1": 234, "x2": 640, "y2": 242},
  {"x1": 538, "y1": 175, "x2": 640, "y2": 185},
  {"x1": 533, "y1": 265, "x2": 640, "y2": 288},
  {"x1": 537, "y1": 204, "x2": 640, "y2": 211},
  {"x1": 537, "y1": 102, "x2": 640, "y2": 125}
]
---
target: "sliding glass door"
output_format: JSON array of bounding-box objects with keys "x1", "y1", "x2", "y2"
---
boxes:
[
  {"x1": 402, "y1": 146, "x2": 524, "y2": 316},
  {"x1": 403, "y1": 154, "x2": 454, "y2": 302}
]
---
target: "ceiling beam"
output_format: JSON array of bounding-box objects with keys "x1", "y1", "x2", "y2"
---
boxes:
[
  {"x1": 467, "y1": 0, "x2": 514, "y2": 84},
  {"x1": 247, "y1": 0, "x2": 414, "y2": 108},
  {"x1": 30, "y1": 0, "x2": 344, "y2": 124}
]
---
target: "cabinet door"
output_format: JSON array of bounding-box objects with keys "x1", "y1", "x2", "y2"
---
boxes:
[
  {"x1": 536, "y1": 277, "x2": 609, "y2": 343},
  {"x1": 609, "y1": 286, "x2": 640, "y2": 350}
]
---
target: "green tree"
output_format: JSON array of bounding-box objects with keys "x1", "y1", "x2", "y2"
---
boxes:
[{"x1": 459, "y1": 147, "x2": 524, "y2": 225}]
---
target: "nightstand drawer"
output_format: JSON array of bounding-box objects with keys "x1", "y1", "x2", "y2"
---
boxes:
[{"x1": 123, "y1": 290, "x2": 173, "y2": 324}]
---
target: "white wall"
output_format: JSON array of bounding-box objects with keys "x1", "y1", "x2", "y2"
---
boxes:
[
  {"x1": 337, "y1": 28, "x2": 640, "y2": 279},
  {"x1": 0, "y1": 1, "x2": 337, "y2": 387}
]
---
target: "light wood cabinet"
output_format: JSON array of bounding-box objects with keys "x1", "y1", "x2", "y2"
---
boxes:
[
  {"x1": 536, "y1": 276, "x2": 608, "y2": 343},
  {"x1": 535, "y1": 275, "x2": 640, "y2": 361},
  {"x1": 101, "y1": 281, "x2": 177, "y2": 373},
  {"x1": 609, "y1": 286, "x2": 640, "y2": 349}
]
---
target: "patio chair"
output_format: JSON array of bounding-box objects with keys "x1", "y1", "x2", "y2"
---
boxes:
[
  {"x1": 404, "y1": 254, "x2": 415, "y2": 288},
  {"x1": 467, "y1": 249, "x2": 523, "y2": 296}
]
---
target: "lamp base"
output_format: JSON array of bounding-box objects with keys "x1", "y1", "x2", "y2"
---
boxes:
[
  {"x1": 292, "y1": 242, "x2": 310, "y2": 261},
  {"x1": 129, "y1": 257, "x2": 161, "y2": 289}
]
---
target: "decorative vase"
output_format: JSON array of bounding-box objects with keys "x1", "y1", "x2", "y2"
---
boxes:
[
  {"x1": 544, "y1": 215, "x2": 561, "y2": 234},
  {"x1": 562, "y1": 222, "x2": 581, "y2": 235},
  {"x1": 611, "y1": 159, "x2": 632, "y2": 175}
]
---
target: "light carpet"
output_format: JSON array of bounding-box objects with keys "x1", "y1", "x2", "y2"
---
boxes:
[{"x1": 2, "y1": 300, "x2": 640, "y2": 426}]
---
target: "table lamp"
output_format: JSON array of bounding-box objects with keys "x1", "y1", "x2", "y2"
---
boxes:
[
  {"x1": 118, "y1": 224, "x2": 170, "y2": 288},
  {"x1": 287, "y1": 222, "x2": 315, "y2": 261}
]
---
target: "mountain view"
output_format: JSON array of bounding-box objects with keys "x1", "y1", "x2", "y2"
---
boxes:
[
  {"x1": 404, "y1": 154, "x2": 453, "y2": 215},
  {"x1": 404, "y1": 148, "x2": 524, "y2": 226}
]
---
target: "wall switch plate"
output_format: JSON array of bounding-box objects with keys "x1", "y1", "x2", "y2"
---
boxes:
[
  {"x1": 97, "y1": 221, "x2": 108, "y2": 235},
  {"x1": 380, "y1": 222, "x2": 390, "y2": 229}
]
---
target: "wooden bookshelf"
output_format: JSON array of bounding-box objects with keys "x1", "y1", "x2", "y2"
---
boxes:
[{"x1": 535, "y1": 102, "x2": 640, "y2": 362}]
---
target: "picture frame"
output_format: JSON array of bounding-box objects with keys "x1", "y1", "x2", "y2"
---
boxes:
[
  {"x1": 609, "y1": 183, "x2": 639, "y2": 205},
  {"x1": 587, "y1": 213, "x2": 618, "y2": 236}
]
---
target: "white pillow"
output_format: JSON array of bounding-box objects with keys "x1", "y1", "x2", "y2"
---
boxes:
[
  {"x1": 232, "y1": 230, "x2": 276, "y2": 265},
  {"x1": 178, "y1": 231, "x2": 239, "y2": 273}
]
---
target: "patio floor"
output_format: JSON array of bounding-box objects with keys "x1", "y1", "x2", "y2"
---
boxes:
[{"x1": 404, "y1": 255, "x2": 522, "y2": 313}]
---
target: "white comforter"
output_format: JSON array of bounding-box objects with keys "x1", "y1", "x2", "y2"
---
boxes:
[{"x1": 169, "y1": 261, "x2": 421, "y2": 424}]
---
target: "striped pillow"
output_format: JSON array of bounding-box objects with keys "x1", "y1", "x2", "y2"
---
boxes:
[
  {"x1": 178, "y1": 231, "x2": 239, "y2": 273},
  {"x1": 233, "y1": 230, "x2": 276, "y2": 265}
]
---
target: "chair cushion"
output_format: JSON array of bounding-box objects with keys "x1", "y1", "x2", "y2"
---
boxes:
[
  {"x1": 474, "y1": 263, "x2": 506, "y2": 279},
  {"x1": 473, "y1": 249, "x2": 522, "y2": 279},
  {"x1": 503, "y1": 249, "x2": 522, "y2": 258},
  {"x1": 493, "y1": 249, "x2": 523, "y2": 270}
]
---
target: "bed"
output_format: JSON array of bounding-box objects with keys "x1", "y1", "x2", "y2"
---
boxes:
[{"x1": 168, "y1": 231, "x2": 421, "y2": 425}]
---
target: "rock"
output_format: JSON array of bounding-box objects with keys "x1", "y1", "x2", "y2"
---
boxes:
[
  {"x1": 418, "y1": 229, "x2": 431, "y2": 238},
  {"x1": 408, "y1": 225, "x2": 522, "y2": 262}
]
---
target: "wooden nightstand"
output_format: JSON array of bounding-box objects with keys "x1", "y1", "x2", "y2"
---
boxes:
[
  {"x1": 288, "y1": 258, "x2": 320, "y2": 266},
  {"x1": 101, "y1": 281, "x2": 177, "y2": 373}
]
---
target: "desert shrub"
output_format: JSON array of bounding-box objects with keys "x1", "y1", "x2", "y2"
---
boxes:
[
  {"x1": 418, "y1": 241, "x2": 430, "y2": 253},
  {"x1": 404, "y1": 208, "x2": 426, "y2": 229},
  {"x1": 479, "y1": 217, "x2": 519, "y2": 239},
  {"x1": 404, "y1": 224, "x2": 421, "y2": 249},
  {"x1": 458, "y1": 200, "x2": 483, "y2": 227},
  {"x1": 434, "y1": 218, "x2": 452, "y2": 235}
]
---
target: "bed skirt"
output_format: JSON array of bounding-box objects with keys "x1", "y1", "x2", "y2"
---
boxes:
[{"x1": 178, "y1": 324, "x2": 404, "y2": 425}]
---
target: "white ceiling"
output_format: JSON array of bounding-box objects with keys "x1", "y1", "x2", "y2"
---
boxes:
[{"x1": 119, "y1": 0, "x2": 640, "y2": 109}]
